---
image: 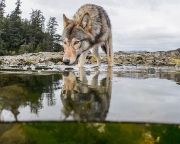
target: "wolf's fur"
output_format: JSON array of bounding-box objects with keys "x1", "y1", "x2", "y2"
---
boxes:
[{"x1": 62, "y1": 4, "x2": 113, "y2": 67}]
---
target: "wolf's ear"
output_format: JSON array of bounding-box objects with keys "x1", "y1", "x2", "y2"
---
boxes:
[
  {"x1": 63, "y1": 14, "x2": 72, "y2": 28},
  {"x1": 80, "y1": 13, "x2": 92, "y2": 32}
]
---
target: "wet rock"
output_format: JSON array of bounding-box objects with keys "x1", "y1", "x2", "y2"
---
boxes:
[
  {"x1": 115, "y1": 64, "x2": 123, "y2": 66},
  {"x1": 147, "y1": 68, "x2": 156, "y2": 74}
]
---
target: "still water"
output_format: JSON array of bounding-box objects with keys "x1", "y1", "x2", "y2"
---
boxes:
[
  {"x1": 0, "y1": 67, "x2": 179, "y2": 123},
  {"x1": 0, "y1": 66, "x2": 180, "y2": 143}
]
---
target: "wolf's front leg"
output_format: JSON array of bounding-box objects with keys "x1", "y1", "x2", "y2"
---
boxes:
[
  {"x1": 91, "y1": 46, "x2": 101, "y2": 67},
  {"x1": 78, "y1": 51, "x2": 88, "y2": 68}
]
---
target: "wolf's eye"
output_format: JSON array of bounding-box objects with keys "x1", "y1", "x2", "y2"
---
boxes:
[{"x1": 74, "y1": 41, "x2": 80, "y2": 45}]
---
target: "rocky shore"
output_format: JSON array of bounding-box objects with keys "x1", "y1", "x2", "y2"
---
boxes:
[
  {"x1": 0, "y1": 48, "x2": 180, "y2": 70},
  {"x1": 113, "y1": 48, "x2": 180, "y2": 66}
]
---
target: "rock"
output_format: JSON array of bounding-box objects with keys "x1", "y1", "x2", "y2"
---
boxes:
[
  {"x1": 30, "y1": 65, "x2": 36, "y2": 71},
  {"x1": 147, "y1": 68, "x2": 156, "y2": 74},
  {"x1": 49, "y1": 58, "x2": 62, "y2": 64},
  {"x1": 0, "y1": 60, "x2": 3, "y2": 65},
  {"x1": 155, "y1": 60, "x2": 167, "y2": 66},
  {"x1": 145, "y1": 59, "x2": 155, "y2": 65},
  {"x1": 0, "y1": 49, "x2": 179, "y2": 67},
  {"x1": 115, "y1": 64, "x2": 123, "y2": 66}
]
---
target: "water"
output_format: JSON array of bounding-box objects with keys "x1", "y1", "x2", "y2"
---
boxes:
[
  {"x1": 0, "y1": 66, "x2": 180, "y2": 143},
  {"x1": 0, "y1": 66, "x2": 179, "y2": 123}
]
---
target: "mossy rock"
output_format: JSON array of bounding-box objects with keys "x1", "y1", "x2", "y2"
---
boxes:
[
  {"x1": 24, "y1": 61, "x2": 34, "y2": 66},
  {"x1": 0, "y1": 60, "x2": 3, "y2": 65},
  {"x1": 49, "y1": 58, "x2": 62, "y2": 64},
  {"x1": 170, "y1": 58, "x2": 180, "y2": 66}
]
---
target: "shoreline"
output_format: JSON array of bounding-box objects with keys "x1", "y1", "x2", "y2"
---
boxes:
[{"x1": 0, "y1": 48, "x2": 179, "y2": 71}]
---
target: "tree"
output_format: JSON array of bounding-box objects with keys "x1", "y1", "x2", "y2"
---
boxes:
[
  {"x1": 0, "y1": 0, "x2": 63, "y2": 56},
  {"x1": 0, "y1": 0, "x2": 6, "y2": 55},
  {"x1": 10, "y1": 0, "x2": 21, "y2": 19},
  {"x1": 46, "y1": 17, "x2": 62, "y2": 52},
  {"x1": 29, "y1": 9, "x2": 45, "y2": 52},
  {"x1": 5, "y1": 0, "x2": 23, "y2": 54},
  {"x1": 0, "y1": 0, "x2": 5, "y2": 18},
  {"x1": 47, "y1": 17, "x2": 58, "y2": 36}
]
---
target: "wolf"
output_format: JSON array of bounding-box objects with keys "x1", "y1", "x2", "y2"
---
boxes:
[{"x1": 62, "y1": 4, "x2": 113, "y2": 67}]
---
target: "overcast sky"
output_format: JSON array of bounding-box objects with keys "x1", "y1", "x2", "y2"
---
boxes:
[{"x1": 4, "y1": 0, "x2": 180, "y2": 51}]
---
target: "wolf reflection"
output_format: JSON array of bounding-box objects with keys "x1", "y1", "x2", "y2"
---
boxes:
[{"x1": 61, "y1": 68, "x2": 112, "y2": 121}]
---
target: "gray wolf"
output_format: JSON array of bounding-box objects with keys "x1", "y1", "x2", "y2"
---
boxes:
[
  {"x1": 61, "y1": 68, "x2": 112, "y2": 121},
  {"x1": 62, "y1": 4, "x2": 113, "y2": 67}
]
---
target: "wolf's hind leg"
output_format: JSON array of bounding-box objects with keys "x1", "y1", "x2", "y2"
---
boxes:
[
  {"x1": 92, "y1": 46, "x2": 101, "y2": 66},
  {"x1": 106, "y1": 33, "x2": 114, "y2": 67}
]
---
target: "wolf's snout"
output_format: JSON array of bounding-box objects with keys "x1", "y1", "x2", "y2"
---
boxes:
[{"x1": 63, "y1": 59, "x2": 70, "y2": 65}]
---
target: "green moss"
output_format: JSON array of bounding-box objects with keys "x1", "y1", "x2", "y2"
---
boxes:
[
  {"x1": 89, "y1": 56, "x2": 98, "y2": 64},
  {"x1": 0, "y1": 124, "x2": 27, "y2": 144},
  {"x1": 170, "y1": 58, "x2": 180, "y2": 66},
  {"x1": 0, "y1": 60, "x2": 3, "y2": 65},
  {"x1": 1, "y1": 123, "x2": 180, "y2": 144},
  {"x1": 23, "y1": 123, "x2": 145, "y2": 144},
  {"x1": 24, "y1": 61, "x2": 34, "y2": 66}
]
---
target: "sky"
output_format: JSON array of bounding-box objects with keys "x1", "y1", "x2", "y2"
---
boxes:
[{"x1": 4, "y1": 0, "x2": 180, "y2": 51}]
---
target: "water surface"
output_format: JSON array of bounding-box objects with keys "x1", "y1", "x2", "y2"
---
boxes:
[{"x1": 0, "y1": 66, "x2": 179, "y2": 124}]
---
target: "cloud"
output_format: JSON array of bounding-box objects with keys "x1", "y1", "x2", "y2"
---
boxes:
[{"x1": 5, "y1": 0, "x2": 180, "y2": 51}]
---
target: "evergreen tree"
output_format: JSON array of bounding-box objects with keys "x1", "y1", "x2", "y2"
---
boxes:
[
  {"x1": 10, "y1": 0, "x2": 21, "y2": 19},
  {"x1": 29, "y1": 9, "x2": 45, "y2": 52},
  {"x1": 0, "y1": 0, "x2": 63, "y2": 56},
  {"x1": 47, "y1": 17, "x2": 58, "y2": 36},
  {"x1": 7, "y1": 0, "x2": 23, "y2": 54},
  {"x1": 0, "y1": 0, "x2": 5, "y2": 18},
  {"x1": 46, "y1": 17, "x2": 62, "y2": 52},
  {"x1": 0, "y1": 0, "x2": 6, "y2": 55}
]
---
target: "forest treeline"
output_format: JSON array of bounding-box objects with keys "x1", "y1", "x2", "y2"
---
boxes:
[{"x1": 0, "y1": 0, "x2": 63, "y2": 56}]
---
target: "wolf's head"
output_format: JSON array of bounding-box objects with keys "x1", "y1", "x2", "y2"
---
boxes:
[{"x1": 62, "y1": 14, "x2": 94, "y2": 65}]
